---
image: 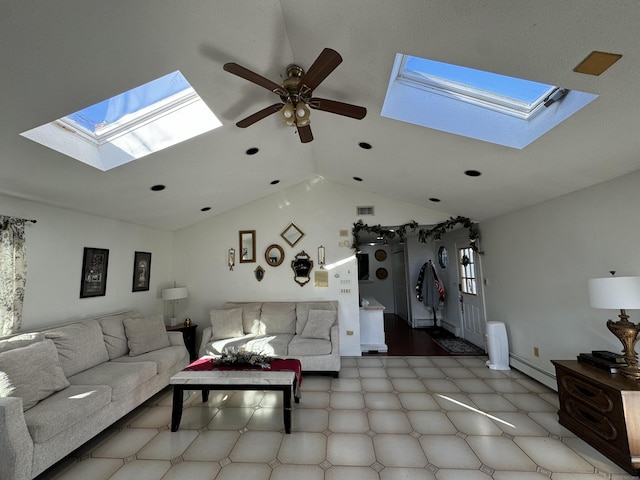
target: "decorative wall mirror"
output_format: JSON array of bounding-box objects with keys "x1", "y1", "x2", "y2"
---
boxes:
[
  {"x1": 265, "y1": 244, "x2": 285, "y2": 267},
  {"x1": 281, "y1": 222, "x2": 304, "y2": 247},
  {"x1": 291, "y1": 250, "x2": 313, "y2": 286},
  {"x1": 239, "y1": 230, "x2": 256, "y2": 263},
  {"x1": 254, "y1": 265, "x2": 265, "y2": 282}
]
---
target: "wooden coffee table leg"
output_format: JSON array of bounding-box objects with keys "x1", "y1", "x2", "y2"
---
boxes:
[{"x1": 171, "y1": 386, "x2": 184, "y2": 432}]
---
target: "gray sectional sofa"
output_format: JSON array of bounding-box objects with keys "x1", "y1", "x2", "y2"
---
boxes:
[
  {"x1": 0, "y1": 310, "x2": 189, "y2": 480},
  {"x1": 198, "y1": 300, "x2": 340, "y2": 376}
]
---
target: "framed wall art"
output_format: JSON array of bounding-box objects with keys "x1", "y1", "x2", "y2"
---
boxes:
[
  {"x1": 80, "y1": 247, "x2": 109, "y2": 298},
  {"x1": 132, "y1": 251, "x2": 151, "y2": 292}
]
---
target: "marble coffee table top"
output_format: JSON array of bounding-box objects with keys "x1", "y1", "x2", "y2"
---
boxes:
[{"x1": 170, "y1": 369, "x2": 295, "y2": 386}]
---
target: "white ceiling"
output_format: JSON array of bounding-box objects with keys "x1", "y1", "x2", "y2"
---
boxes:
[{"x1": 2, "y1": 1, "x2": 639, "y2": 231}]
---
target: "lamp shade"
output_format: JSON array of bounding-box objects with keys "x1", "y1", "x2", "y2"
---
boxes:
[
  {"x1": 588, "y1": 276, "x2": 640, "y2": 310},
  {"x1": 162, "y1": 286, "x2": 188, "y2": 301}
]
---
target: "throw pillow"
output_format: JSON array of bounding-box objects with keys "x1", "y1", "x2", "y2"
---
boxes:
[
  {"x1": 210, "y1": 308, "x2": 245, "y2": 340},
  {"x1": 123, "y1": 315, "x2": 170, "y2": 356},
  {"x1": 300, "y1": 309, "x2": 336, "y2": 340},
  {"x1": 0, "y1": 339, "x2": 70, "y2": 411}
]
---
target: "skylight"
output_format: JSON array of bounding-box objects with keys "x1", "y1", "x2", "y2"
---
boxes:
[
  {"x1": 382, "y1": 54, "x2": 598, "y2": 149},
  {"x1": 21, "y1": 71, "x2": 221, "y2": 171}
]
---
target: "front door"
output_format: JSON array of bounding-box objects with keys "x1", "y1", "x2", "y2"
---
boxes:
[{"x1": 456, "y1": 243, "x2": 486, "y2": 348}]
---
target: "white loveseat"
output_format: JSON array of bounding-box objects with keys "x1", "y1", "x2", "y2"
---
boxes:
[
  {"x1": 0, "y1": 310, "x2": 190, "y2": 480},
  {"x1": 198, "y1": 301, "x2": 340, "y2": 376}
]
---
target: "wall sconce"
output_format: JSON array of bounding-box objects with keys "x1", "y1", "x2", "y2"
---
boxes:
[
  {"x1": 318, "y1": 245, "x2": 326, "y2": 270},
  {"x1": 228, "y1": 248, "x2": 235, "y2": 271}
]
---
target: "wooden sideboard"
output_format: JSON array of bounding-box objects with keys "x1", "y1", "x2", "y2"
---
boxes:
[{"x1": 552, "y1": 360, "x2": 640, "y2": 475}]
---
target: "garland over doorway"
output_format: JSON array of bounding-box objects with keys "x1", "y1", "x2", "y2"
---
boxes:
[{"x1": 352, "y1": 216, "x2": 481, "y2": 253}]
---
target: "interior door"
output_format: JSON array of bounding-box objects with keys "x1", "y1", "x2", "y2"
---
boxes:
[
  {"x1": 456, "y1": 242, "x2": 486, "y2": 348},
  {"x1": 392, "y1": 248, "x2": 410, "y2": 324}
]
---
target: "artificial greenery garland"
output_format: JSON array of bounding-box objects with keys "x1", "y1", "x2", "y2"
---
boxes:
[{"x1": 352, "y1": 216, "x2": 481, "y2": 252}]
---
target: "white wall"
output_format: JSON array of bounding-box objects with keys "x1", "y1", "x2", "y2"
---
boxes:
[
  {"x1": 1, "y1": 194, "x2": 174, "y2": 330},
  {"x1": 480, "y1": 170, "x2": 640, "y2": 388},
  {"x1": 172, "y1": 178, "x2": 452, "y2": 356},
  {"x1": 357, "y1": 244, "x2": 395, "y2": 313}
]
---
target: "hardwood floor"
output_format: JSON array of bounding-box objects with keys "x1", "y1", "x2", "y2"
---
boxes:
[{"x1": 373, "y1": 313, "x2": 453, "y2": 356}]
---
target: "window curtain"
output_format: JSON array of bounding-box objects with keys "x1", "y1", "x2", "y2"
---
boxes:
[{"x1": 0, "y1": 216, "x2": 28, "y2": 335}]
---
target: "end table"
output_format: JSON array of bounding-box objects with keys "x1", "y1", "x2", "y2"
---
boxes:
[{"x1": 166, "y1": 324, "x2": 198, "y2": 361}]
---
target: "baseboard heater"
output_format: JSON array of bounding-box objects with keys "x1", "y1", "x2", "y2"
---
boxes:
[{"x1": 509, "y1": 353, "x2": 558, "y2": 391}]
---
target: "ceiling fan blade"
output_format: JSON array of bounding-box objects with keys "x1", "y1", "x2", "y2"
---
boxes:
[
  {"x1": 308, "y1": 98, "x2": 367, "y2": 120},
  {"x1": 298, "y1": 48, "x2": 343, "y2": 98},
  {"x1": 298, "y1": 124, "x2": 313, "y2": 143},
  {"x1": 236, "y1": 103, "x2": 284, "y2": 128},
  {"x1": 223, "y1": 63, "x2": 288, "y2": 96}
]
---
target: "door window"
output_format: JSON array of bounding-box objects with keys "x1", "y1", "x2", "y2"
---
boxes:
[{"x1": 458, "y1": 247, "x2": 477, "y2": 295}]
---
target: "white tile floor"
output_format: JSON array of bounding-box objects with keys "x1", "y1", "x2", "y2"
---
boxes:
[{"x1": 37, "y1": 356, "x2": 638, "y2": 480}]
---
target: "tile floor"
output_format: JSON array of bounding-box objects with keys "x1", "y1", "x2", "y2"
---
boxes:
[{"x1": 37, "y1": 356, "x2": 637, "y2": 480}]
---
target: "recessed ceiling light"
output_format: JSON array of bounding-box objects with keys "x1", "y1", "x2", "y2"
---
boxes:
[
  {"x1": 270, "y1": 179, "x2": 280, "y2": 185},
  {"x1": 429, "y1": 197, "x2": 441, "y2": 202},
  {"x1": 353, "y1": 176, "x2": 363, "y2": 182},
  {"x1": 359, "y1": 142, "x2": 372, "y2": 149},
  {"x1": 201, "y1": 207, "x2": 211, "y2": 212},
  {"x1": 464, "y1": 170, "x2": 482, "y2": 177},
  {"x1": 246, "y1": 147, "x2": 259, "y2": 155},
  {"x1": 150, "y1": 184, "x2": 166, "y2": 191}
]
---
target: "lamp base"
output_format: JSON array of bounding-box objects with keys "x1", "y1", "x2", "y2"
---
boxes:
[
  {"x1": 168, "y1": 317, "x2": 179, "y2": 327},
  {"x1": 607, "y1": 310, "x2": 640, "y2": 380}
]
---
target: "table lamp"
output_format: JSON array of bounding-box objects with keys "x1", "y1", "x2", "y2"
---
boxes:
[
  {"x1": 588, "y1": 274, "x2": 640, "y2": 380},
  {"x1": 162, "y1": 285, "x2": 188, "y2": 326}
]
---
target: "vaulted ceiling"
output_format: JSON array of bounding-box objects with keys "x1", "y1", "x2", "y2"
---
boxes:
[{"x1": 2, "y1": 1, "x2": 639, "y2": 231}]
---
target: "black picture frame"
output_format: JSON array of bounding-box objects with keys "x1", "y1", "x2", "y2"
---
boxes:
[
  {"x1": 80, "y1": 247, "x2": 109, "y2": 298},
  {"x1": 132, "y1": 251, "x2": 151, "y2": 292}
]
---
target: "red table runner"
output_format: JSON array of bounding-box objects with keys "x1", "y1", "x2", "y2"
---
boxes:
[{"x1": 184, "y1": 357, "x2": 302, "y2": 388}]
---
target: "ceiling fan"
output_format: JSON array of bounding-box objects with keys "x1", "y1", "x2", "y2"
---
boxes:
[{"x1": 223, "y1": 48, "x2": 367, "y2": 143}]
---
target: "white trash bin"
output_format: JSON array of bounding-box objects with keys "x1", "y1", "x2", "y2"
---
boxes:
[{"x1": 485, "y1": 321, "x2": 510, "y2": 370}]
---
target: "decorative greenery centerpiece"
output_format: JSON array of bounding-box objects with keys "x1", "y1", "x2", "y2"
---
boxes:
[{"x1": 214, "y1": 349, "x2": 272, "y2": 369}]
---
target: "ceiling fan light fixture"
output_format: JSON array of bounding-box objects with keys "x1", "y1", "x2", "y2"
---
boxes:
[
  {"x1": 295, "y1": 103, "x2": 310, "y2": 126},
  {"x1": 280, "y1": 103, "x2": 295, "y2": 125}
]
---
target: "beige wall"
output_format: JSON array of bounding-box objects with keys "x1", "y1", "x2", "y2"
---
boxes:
[
  {"x1": 1, "y1": 194, "x2": 174, "y2": 330},
  {"x1": 480, "y1": 170, "x2": 640, "y2": 387}
]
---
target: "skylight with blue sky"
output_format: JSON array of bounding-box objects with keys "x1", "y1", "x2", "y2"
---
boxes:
[
  {"x1": 382, "y1": 54, "x2": 598, "y2": 149},
  {"x1": 21, "y1": 71, "x2": 221, "y2": 171}
]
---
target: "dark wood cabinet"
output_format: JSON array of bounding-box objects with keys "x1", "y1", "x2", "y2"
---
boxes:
[
  {"x1": 167, "y1": 324, "x2": 198, "y2": 362},
  {"x1": 552, "y1": 360, "x2": 640, "y2": 476}
]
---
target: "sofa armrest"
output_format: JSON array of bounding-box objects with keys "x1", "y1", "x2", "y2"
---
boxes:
[
  {"x1": 198, "y1": 326, "x2": 213, "y2": 358},
  {"x1": 167, "y1": 331, "x2": 185, "y2": 347},
  {"x1": 0, "y1": 396, "x2": 34, "y2": 480},
  {"x1": 330, "y1": 323, "x2": 340, "y2": 350}
]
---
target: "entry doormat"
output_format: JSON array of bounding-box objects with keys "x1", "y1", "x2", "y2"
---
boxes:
[{"x1": 433, "y1": 337, "x2": 486, "y2": 355}]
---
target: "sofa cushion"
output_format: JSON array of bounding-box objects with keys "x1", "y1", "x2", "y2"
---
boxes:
[
  {"x1": 24, "y1": 384, "x2": 112, "y2": 443},
  {"x1": 245, "y1": 334, "x2": 293, "y2": 356},
  {"x1": 225, "y1": 302, "x2": 263, "y2": 334},
  {"x1": 261, "y1": 302, "x2": 296, "y2": 334},
  {"x1": 112, "y1": 345, "x2": 189, "y2": 374},
  {"x1": 300, "y1": 309, "x2": 336, "y2": 340},
  {"x1": 67, "y1": 361, "x2": 157, "y2": 402},
  {"x1": 0, "y1": 332, "x2": 45, "y2": 353},
  {"x1": 97, "y1": 310, "x2": 145, "y2": 359},
  {"x1": 0, "y1": 339, "x2": 70, "y2": 411},
  {"x1": 296, "y1": 301, "x2": 337, "y2": 334},
  {"x1": 210, "y1": 308, "x2": 245, "y2": 340},
  {"x1": 123, "y1": 315, "x2": 170, "y2": 356},
  {"x1": 288, "y1": 336, "x2": 333, "y2": 356},
  {"x1": 43, "y1": 320, "x2": 110, "y2": 377}
]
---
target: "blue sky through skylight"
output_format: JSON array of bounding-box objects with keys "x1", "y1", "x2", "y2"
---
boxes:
[
  {"x1": 67, "y1": 71, "x2": 191, "y2": 133},
  {"x1": 404, "y1": 57, "x2": 552, "y2": 105}
]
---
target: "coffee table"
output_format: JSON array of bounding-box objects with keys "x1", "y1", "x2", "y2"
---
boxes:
[{"x1": 170, "y1": 369, "x2": 298, "y2": 433}]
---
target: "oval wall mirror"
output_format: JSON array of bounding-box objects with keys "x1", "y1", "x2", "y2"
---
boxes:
[
  {"x1": 291, "y1": 250, "x2": 313, "y2": 287},
  {"x1": 265, "y1": 244, "x2": 284, "y2": 267},
  {"x1": 239, "y1": 230, "x2": 256, "y2": 263}
]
